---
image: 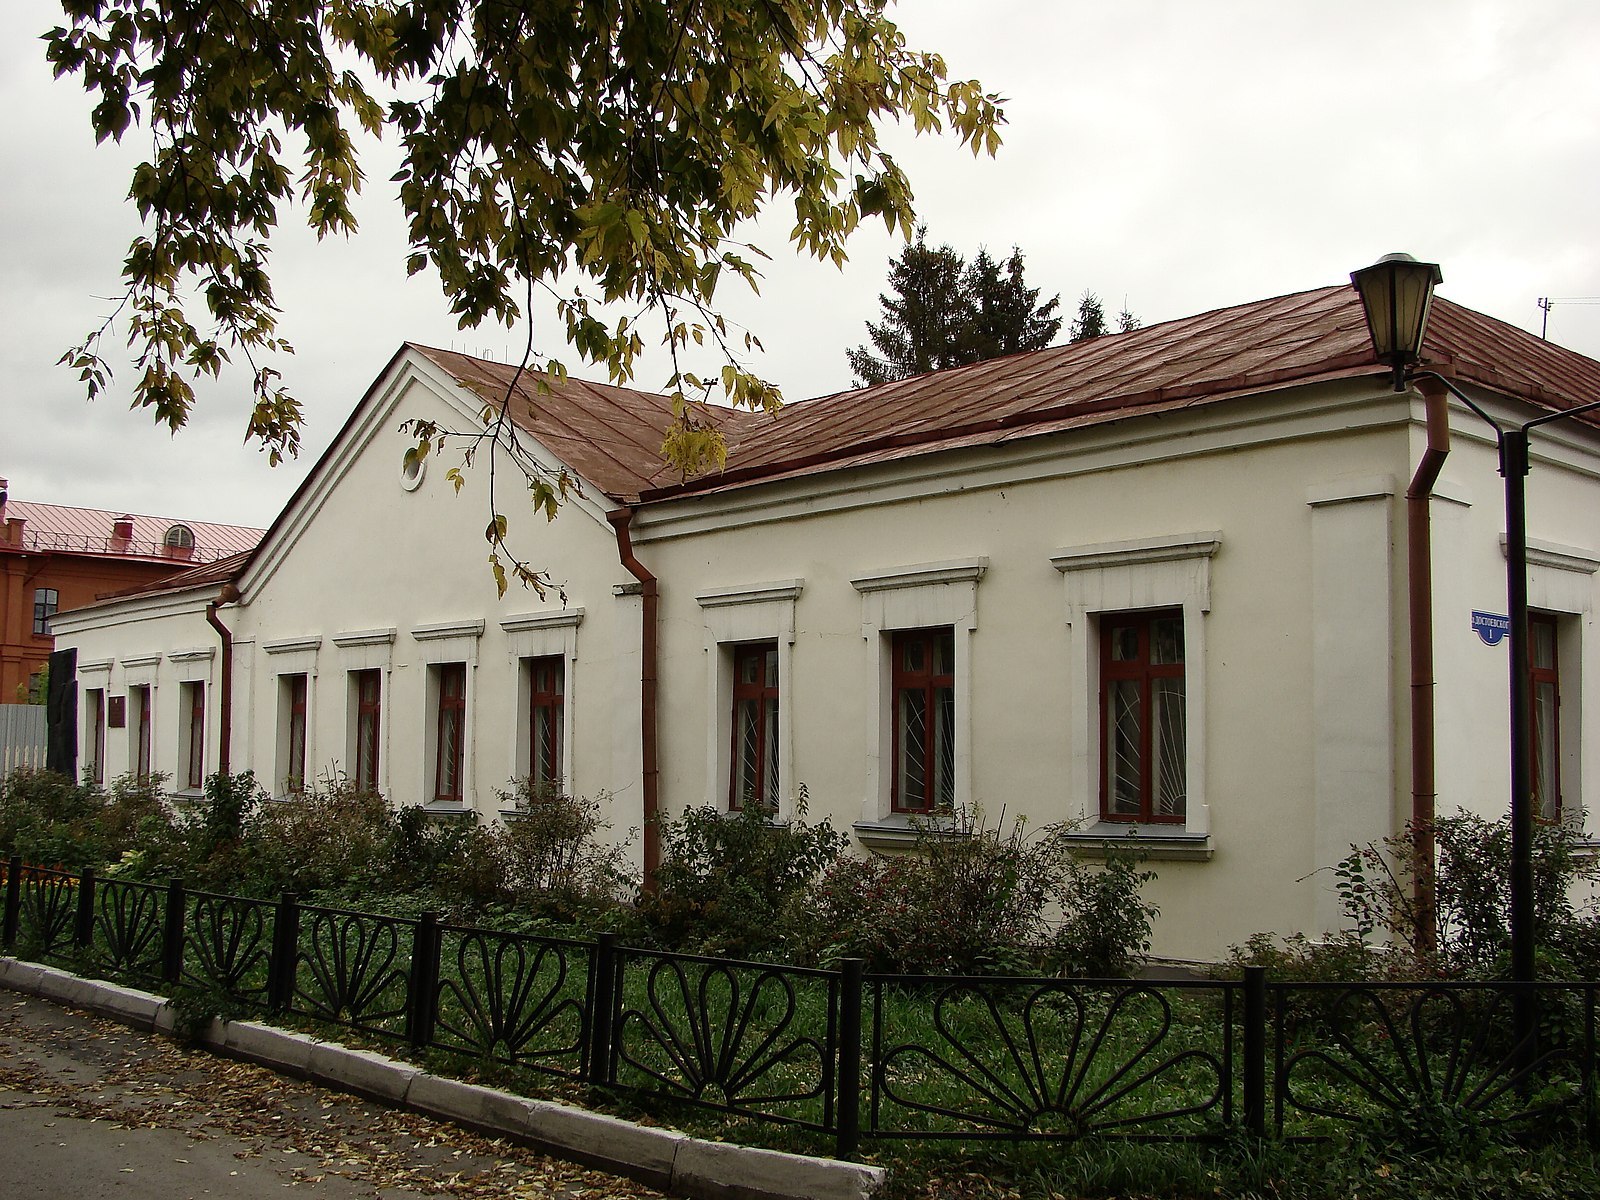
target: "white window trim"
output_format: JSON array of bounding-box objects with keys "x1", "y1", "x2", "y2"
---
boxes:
[
  {"x1": 334, "y1": 628, "x2": 395, "y2": 795},
  {"x1": 849, "y1": 559, "x2": 985, "y2": 835},
  {"x1": 500, "y1": 609, "x2": 584, "y2": 794},
  {"x1": 696, "y1": 582, "x2": 802, "y2": 815},
  {"x1": 422, "y1": 660, "x2": 474, "y2": 812},
  {"x1": 274, "y1": 671, "x2": 313, "y2": 798},
  {"x1": 1051, "y1": 532, "x2": 1219, "y2": 855},
  {"x1": 176, "y1": 679, "x2": 206, "y2": 796}
]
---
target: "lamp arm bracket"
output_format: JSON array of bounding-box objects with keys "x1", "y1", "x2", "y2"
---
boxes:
[{"x1": 1408, "y1": 370, "x2": 1504, "y2": 439}]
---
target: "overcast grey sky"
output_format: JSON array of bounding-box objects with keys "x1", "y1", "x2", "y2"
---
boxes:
[{"x1": 5, "y1": 0, "x2": 1600, "y2": 529}]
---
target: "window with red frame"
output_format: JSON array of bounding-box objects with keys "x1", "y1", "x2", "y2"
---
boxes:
[
  {"x1": 132, "y1": 685, "x2": 152, "y2": 780},
  {"x1": 434, "y1": 663, "x2": 467, "y2": 803},
  {"x1": 892, "y1": 628, "x2": 955, "y2": 814},
  {"x1": 85, "y1": 689, "x2": 105, "y2": 785},
  {"x1": 1529, "y1": 613, "x2": 1562, "y2": 823},
  {"x1": 528, "y1": 656, "x2": 564, "y2": 793},
  {"x1": 729, "y1": 643, "x2": 779, "y2": 810},
  {"x1": 1100, "y1": 609, "x2": 1186, "y2": 823},
  {"x1": 283, "y1": 674, "x2": 308, "y2": 793},
  {"x1": 353, "y1": 670, "x2": 382, "y2": 793},
  {"x1": 184, "y1": 681, "x2": 205, "y2": 790}
]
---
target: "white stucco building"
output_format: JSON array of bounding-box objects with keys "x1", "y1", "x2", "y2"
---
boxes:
[{"x1": 48, "y1": 280, "x2": 1600, "y2": 961}]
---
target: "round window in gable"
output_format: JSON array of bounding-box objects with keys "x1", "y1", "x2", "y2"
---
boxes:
[
  {"x1": 400, "y1": 451, "x2": 426, "y2": 492},
  {"x1": 163, "y1": 523, "x2": 195, "y2": 549}
]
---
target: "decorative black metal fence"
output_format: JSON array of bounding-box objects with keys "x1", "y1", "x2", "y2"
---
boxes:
[{"x1": 3, "y1": 856, "x2": 1596, "y2": 1159}]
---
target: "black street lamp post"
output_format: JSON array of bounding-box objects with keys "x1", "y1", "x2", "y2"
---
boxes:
[{"x1": 1353, "y1": 253, "x2": 1600, "y2": 986}]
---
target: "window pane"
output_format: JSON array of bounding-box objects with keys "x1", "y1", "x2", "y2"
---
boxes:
[
  {"x1": 1106, "y1": 679, "x2": 1142, "y2": 816},
  {"x1": 764, "y1": 695, "x2": 780, "y2": 804},
  {"x1": 1152, "y1": 616, "x2": 1185, "y2": 665},
  {"x1": 902, "y1": 636, "x2": 925, "y2": 674},
  {"x1": 898, "y1": 688, "x2": 929, "y2": 809},
  {"x1": 734, "y1": 697, "x2": 761, "y2": 805},
  {"x1": 534, "y1": 706, "x2": 559, "y2": 787},
  {"x1": 1534, "y1": 680, "x2": 1559, "y2": 821},
  {"x1": 935, "y1": 683, "x2": 955, "y2": 809},
  {"x1": 1152, "y1": 677, "x2": 1186, "y2": 817},
  {"x1": 1110, "y1": 624, "x2": 1140, "y2": 662},
  {"x1": 1532, "y1": 619, "x2": 1556, "y2": 671},
  {"x1": 934, "y1": 629, "x2": 955, "y2": 676}
]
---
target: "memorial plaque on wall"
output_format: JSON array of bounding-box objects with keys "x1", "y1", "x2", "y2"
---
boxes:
[{"x1": 108, "y1": 695, "x2": 127, "y2": 728}]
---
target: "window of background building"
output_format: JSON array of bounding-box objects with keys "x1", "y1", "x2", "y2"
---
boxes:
[
  {"x1": 352, "y1": 670, "x2": 382, "y2": 794},
  {"x1": 33, "y1": 588, "x2": 58, "y2": 636},
  {"x1": 1530, "y1": 612, "x2": 1563, "y2": 823},
  {"x1": 1100, "y1": 609, "x2": 1187, "y2": 823},
  {"x1": 729, "y1": 642, "x2": 779, "y2": 810},
  {"x1": 434, "y1": 663, "x2": 467, "y2": 803},
  {"x1": 891, "y1": 627, "x2": 955, "y2": 814},
  {"x1": 527, "y1": 656, "x2": 564, "y2": 795}
]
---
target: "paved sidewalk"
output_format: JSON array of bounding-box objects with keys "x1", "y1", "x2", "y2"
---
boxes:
[{"x1": 0, "y1": 992, "x2": 665, "y2": 1199}]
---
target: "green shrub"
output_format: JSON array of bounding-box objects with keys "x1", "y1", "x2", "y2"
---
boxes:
[
  {"x1": 1275, "y1": 810, "x2": 1600, "y2": 980},
  {"x1": 639, "y1": 796, "x2": 847, "y2": 958},
  {"x1": 240, "y1": 773, "x2": 391, "y2": 895},
  {"x1": 429, "y1": 783, "x2": 635, "y2": 925},
  {"x1": 797, "y1": 812, "x2": 1157, "y2": 976}
]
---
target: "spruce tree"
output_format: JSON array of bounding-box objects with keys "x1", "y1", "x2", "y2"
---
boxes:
[
  {"x1": 847, "y1": 228, "x2": 969, "y2": 386},
  {"x1": 849, "y1": 233, "x2": 1063, "y2": 385}
]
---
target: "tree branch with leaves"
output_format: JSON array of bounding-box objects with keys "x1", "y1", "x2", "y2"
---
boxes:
[{"x1": 47, "y1": 0, "x2": 1004, "y2": 583}]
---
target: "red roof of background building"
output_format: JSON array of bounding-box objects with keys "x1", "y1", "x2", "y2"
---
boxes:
[{"x1": 2, "y1": 499, "x2": 264, "y2": 564}]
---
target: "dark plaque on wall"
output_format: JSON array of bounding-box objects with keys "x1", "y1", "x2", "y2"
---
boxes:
[{"x1": 108, "y1": 695, "x2": 127, "y2": 729}]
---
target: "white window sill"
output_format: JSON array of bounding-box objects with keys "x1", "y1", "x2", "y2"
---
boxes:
[
  {"x1": 852, "y1": 814, "x2": 967, "y2": 851},
  {"x1": 423, "y1": 801, "x2": 474, "y2": 821},
  {"x1": 1061, "y1": 822, "x2": 1213, "y2": 862}
]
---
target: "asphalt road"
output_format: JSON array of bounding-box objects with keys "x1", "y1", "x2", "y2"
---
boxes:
[{"x1": 0, "y1": 993, "x2": 665, "y2": 1199}]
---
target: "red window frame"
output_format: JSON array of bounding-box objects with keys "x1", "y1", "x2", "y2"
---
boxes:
[
  {"x1": 1529, "y1": 613, "x2": 1562, "y2": 823},
  {"x1": 285, "y1": 674, "x2": 308, "y2": 793},
  {"x1": 86, "y1": 688, "x2": 105, "y2": 784},
  {"x1": 891, "y1": 627, "x2": 955, "y2": 814},
  {"x1": 354, "y1": 670, "x2": 382, "y2": 793},
  {"x1": 528, "y1": 656, "x2": 564, "y2": 793},
  {"x1": 434, "y1": 663, "x2": 467, "y2": 803},
  {"x1": 729, "y1": 642, "x2": 779, "y2": 811},
  {"x1": 185, "y1": 681, "x2": 205, "y2": 790},
  {"x1": 133, "y1": 685, "x2": 152, "y2": 781},
  {"x1": 1099, "y1": 609, "x2": 1187, "y2": 824}
]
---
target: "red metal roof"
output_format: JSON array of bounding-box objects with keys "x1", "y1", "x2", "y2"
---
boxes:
[
  {"x1": 409, "y1": 345, "x2": 761, "y2": 498},
  {"x1": 2, "y1": 499, "x2": 264, "y2": 564},
  {"x1": 418, "y1": 283, "x2": 1600, "y2": 506}
]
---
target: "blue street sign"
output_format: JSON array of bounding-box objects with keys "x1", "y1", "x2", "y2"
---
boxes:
[{"x1": 1472, "y1": 611, "x2": 1511, "y2": 646}]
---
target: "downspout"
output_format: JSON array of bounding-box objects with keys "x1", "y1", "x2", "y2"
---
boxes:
[
  {"x1": 1406, "y1": 377, "x2": 1451, "y2": 956},
  {"x1": 607, "y1": 508, "x2": 660, "y2": 890},
  {"x1": 204, "y1": 583, "x2": 241, "y2": 775}
]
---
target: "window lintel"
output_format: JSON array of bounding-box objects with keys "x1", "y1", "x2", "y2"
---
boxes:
[
  {"x1": 697, "y1": 580, "x2": 805, "y2": 609},
  {"x1": 1051, "y1": 532, "x2": 1221, "y2": 574},
  {"x1": 411, "y1": 619, "x2": 486, "y2": 642},
  {"x1": 332, "y1": 627, "x2": 397, "y2": 647},
  {"x1": 264, "y1": 636, "x2": 323, "y2": 655},
  {"x1": 500, "y1": 609, "x2": 585, "y2": 634},
  {"x1": 850, "y1": 558, "x2": 988, "y2": 594}
]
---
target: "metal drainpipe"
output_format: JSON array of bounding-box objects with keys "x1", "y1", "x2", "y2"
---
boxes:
[
  {"x1": 607, "y1": 508, "x2": 661, "y2": 890},
  {"x1": 204, "y1": 582, "x2": 241, "y2": 776},
  {"x1": 1406, "y1": 377, "x2": 1451, "y2": 956}
]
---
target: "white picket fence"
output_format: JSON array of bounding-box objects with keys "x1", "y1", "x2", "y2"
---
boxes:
[{"x1": 0, "y1": 704, "x2": 48, "y2": 775}]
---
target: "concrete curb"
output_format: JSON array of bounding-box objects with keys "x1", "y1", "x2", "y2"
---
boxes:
[{"x1": 0, "y1": 957, "x2": 885, "y2": 1200}]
